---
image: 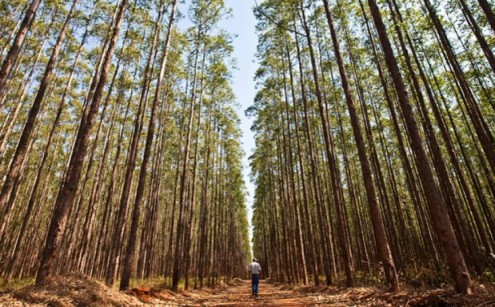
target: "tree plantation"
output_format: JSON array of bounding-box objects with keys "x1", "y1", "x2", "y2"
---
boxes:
[
  {"x1": 0, "y1": 0, "x2": 250, "y2": 292},
  {"x1": 0, "y1": 0, "x2": 495, "y2": 305},
  {"x1": 250, "y1": 0, "x2": 495, "y2": 297}
]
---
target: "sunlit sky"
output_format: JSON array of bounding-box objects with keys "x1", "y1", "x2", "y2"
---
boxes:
[
  {"x1": 221, "y1": 0, "x2": 258, "y2": 241},
  {"x1": 179, "y1": 0, "x2": 259, "y2": 241}
]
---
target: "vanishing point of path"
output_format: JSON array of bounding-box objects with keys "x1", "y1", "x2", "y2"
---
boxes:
[{"x1": 173, "y1": 280, "x2": 345, "y2": 306}]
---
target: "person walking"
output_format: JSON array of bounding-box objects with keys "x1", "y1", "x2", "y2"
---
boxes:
[{"x1": 248, "y1": 258, "x2": 261, "y2": 297}]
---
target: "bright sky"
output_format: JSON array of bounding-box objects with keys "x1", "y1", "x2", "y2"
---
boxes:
[
  {"x1": 178, "y1": 0, "x2": 258, "y2": 243},
  {"x1": 220, "y1": 0, "x2": 258, "y2": 242}
]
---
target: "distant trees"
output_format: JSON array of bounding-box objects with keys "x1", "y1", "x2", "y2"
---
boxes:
[
  {"x1": 0, "y1": 0, "x2": 250, "y2": 289},
  {"x1": 3, "y1": 0, "x2": 494, "y2": 296},
  {"x1": 250, "y1": 0, "x2": 494, "y2": 294}
]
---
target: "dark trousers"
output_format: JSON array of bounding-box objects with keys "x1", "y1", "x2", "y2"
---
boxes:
[{"x1": 251, "y1": 274, "x2": 259, "y2": 296}]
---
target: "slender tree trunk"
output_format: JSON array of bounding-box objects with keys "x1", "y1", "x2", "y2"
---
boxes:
[
  {"x1": 285, "y1": 36, "x2": 319, "y2": 286},
  {"x1": 280, "y1": 48, "x2": 308, "y2": 284},
  {"x1": 196, "y1": 115, "x2": 215, "y2": 288},
  {"x1": 0, "y1": 3, "x2": 27, "y2": 64},
  {"x1": 93, "y1": 65, "x2": 136, "y2": 278},
  {"x1": 0, "y1": 0, "x2": 41, "y2": 99},
  {"x1": 120, "y1": 0, "x2": 177, "y2": 290},
  {"x1": 183, "y1": 51, "x2": 208, "y2": 290},
  {"x1": 0, "y1": 0, "x2": 78, "y2": 242},
  {"x1": 323, "y1": 0, "x2": 399, "y2": 290},
  {"x1": 293, "y1": 5, "x2": 339, "y2": 285},
  {"x1": 458, "y1": 0, "x2": 495, "y2": 74},
  {"x1": 104, "y1": 7, "x2": 162, "y2": 286},
  {"x1": 172, "y1": 46, "x2": 200, "y2": 291},
  {"x1": 366, "y1": 0, "x2": 472, "y2": 294},
  {"x1": 423, "y1": 0, "x2": 495, "y2": 174},
  {"x1": 0, "y1": 37, "x2": 46, "y2": 161},
  {"x1": 35, "y1": 0, "x2": 129, "y2": 284},
  {"x1": 476, "y1": 0, "x2": 495, "y2": 33},
  {"x1": 3, "y1": 32, "x2": 87, "y2": 278}
]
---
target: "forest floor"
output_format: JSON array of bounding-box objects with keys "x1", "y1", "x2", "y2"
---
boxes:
[{"x1": 1, "y1": 274, "x2": 495, "y2": 306}]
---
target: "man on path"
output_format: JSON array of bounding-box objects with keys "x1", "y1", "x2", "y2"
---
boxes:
[{"x1": 248, "y1": 258, "x2": 261, "y2": 297}]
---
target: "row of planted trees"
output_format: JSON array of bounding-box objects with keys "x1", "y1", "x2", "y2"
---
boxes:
[
  {"x1": 249, "y1": 0, "x2": 495, "y2": 295},
  {"x1": 0, "y1": 0, "x2": 250, "y2": 290}
]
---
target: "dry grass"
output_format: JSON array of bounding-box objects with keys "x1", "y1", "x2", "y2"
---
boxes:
[
  {"x1": 2, "y1": 273, "x2": 144, "y2": 306},
  {"x1": 0, "y1": 274, "x2": 494, "y2": 306}
]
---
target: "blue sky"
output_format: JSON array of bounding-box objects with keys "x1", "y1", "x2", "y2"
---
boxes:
[
  {"x1": 220, "y1": 0, "x2": 258, "y2": 237},
  {"x1": 178, "y1": 0, "x2": 258, "y2": 241}
]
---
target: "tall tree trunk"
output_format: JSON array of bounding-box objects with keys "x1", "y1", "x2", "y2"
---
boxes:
[
  {"x1": 93, "y1": 65, "x2": 136, "y2": 278},
  {"x1": 422, "y1": 0, "x2": 495, "y2": 174},
  {"x1": 293, "y1": 23, "x2": 328, "y2": 286},
  {"x1": 0, "y1": 0, "x2": 78, "y2": 212},
  {"x1": 457, "y1": 0, "x2": 495, "y2": 74},
  {"x1": 366, "y1": 0, "x2": 472, "y2": 294},
  {"x1": 0, "y1": 37, "x2": 46, "y2": 162},
  {"x1": 322, "y1": 0, "x2": 398, "y2": 290},
  {"x1": 285, "y1": 37, "x2": 319, "y2": 287},
  {"x1": 172, "y1": 33, "x2": 203, "y2": 291},
  {"x1": 2, "y1": 28, "x2": 88, "y2": 278},
  {"x1": 183, "y1": 51, "x2": 207, "y2": 290},
  {"x1": 35, "y1": 0, "x2": 129, "y2": 285},
  {"x1": 0, "y1": 3, "x2": 27, "y2": 64},
  {"x1": 0, "y1": 0, "x2": 78, "y2": 241},
  {"x1": 280, "y1": 48, "x2": 308, "y2": 284},
  {"x1": 104, "y1": 6, "x2": 161, "y2": 286},
  {"x1": 120, "y1": 0, "x2": 177, "y2": 290},
  {"x1": 476, "y1": 0, "x2": 495, "y2": 33},
  {"x1": 0, "y1": 0, "x2": 41, "y2": 99}
]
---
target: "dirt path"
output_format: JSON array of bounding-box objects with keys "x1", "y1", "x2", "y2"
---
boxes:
[
  {"x1": 172, "y1": 280, "x2": 324, "y2": 306},
  {"x1": 162, "y1": 279, "x2": 495, "y2": 306},
  {"x1": 2, "y1": 275, "x2": 494, "y2": 306}
]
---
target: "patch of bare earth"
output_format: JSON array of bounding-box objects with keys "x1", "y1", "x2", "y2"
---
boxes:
[
  {"x1": 1, "y1": 275, "x2": 494, "y2": 306},
  {"x1": 135, "y1": 279, "x2": 495, "y2": 306}
]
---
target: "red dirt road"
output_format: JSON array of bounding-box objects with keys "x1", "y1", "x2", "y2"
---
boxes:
[
  {"x1": 2, "y1": 274, "x2": 494, "y2": 306},
  {"x1": 172, "y1": 279, "x2": 328, "y2": 306},
  {"x1": 166, "y1": 279, "x2": 495, "y2": 306}
]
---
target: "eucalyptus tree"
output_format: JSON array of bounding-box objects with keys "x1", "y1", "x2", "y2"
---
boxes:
[
  {"x1": 1, "y1": 0, "x2": 91, "y2": 281},
  {"x1": 0, "y1": 0, "x2": 250, "y2": 288},
  {"x1": 0, "y1": 0, "x2": 79, "y2": 239},
  {"x1": 365, "y1": 0, "x2": 472, "y2": 294},
  {"x1": 0, "y1": 0, "x2": 41, "y2": 97},
  {"x1": 456, "y1": 0, "x2": 495, "y2": 74},
  {"x1": 321, "y1": 0, "x2": 397, "y2": 290},
  {"x1": 120, "y1": 0, "x2": 178, "y2": 290},
  {"x1": 422, "y1": 0, "x2": 495, "y2": 175},
  {"x1": 104, "y1": 1, "x2": 164, "y2": 286},
  {"x1": 476, "y1": 0, "x2": 495, "y2": 33},
  {"x1": 250, "y1": 0, "x2": 493, "y2": 295},
  {"x1": 36, "y1": 0, "x2": 130, "y2": 284},
  {"x1": 171, "y1": 0, "x2": 232, "y2": 290}
]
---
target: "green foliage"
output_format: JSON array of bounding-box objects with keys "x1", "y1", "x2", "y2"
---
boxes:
[
  {"x1": 248, "y1": 0, "x2": 495, "y2": 287},
  {"x1": 0, "y1": 0, "x2": 250, "y2": 286}
]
